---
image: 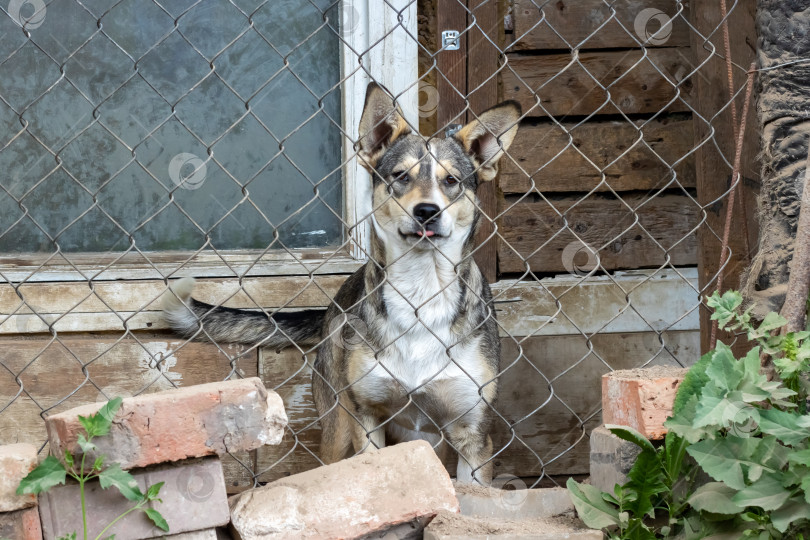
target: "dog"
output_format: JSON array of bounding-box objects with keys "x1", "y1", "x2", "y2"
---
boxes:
[{"x1": 162, "y1": 83, "x2": 520, "y2": 483}]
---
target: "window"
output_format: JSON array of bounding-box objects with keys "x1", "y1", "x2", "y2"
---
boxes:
[{"x1": 0, "y1": 0, "x2": 417, "y2": 279}]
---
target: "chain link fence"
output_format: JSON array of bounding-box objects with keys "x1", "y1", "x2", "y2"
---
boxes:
[{"x1": 0, "y1": 0, "x2": 759, "y2": 488}]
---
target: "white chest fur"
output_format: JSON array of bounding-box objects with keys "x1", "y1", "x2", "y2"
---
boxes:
[{"x1": 366, "y1": 248, "x2": 484, "y2": 393}]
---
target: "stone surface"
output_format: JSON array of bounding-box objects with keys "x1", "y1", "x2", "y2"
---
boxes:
[
  {"x1": 228, "y1": 440, "x2": 459, "y2": 539},
  {"x1": 454, "y1": 483, "x2": 575, "y2": 521},
  {"x1": 46, "y1": 378, "x2": 287, "y2": 470},
  {"x1": 423, "y1": 510, "x2": 602, "y2": 540},
  {"x1": 39, "y1": 458, "x2": 230, "y2": 540},
  {"x1": 602, "y1": 366, "x2": 687, "y2": 439},
  {"x1": 0, "y1": 443, "x2": 38, "y2": 512},
  {"x1": 0, "y1": 507, "x2": 43, "y2": 540},
  {"x1": 590, "y1": 425, "x2": 642, "y2": 493}
]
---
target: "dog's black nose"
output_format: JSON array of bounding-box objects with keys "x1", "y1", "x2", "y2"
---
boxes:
[{"x1": 413, "y1": 203, "x2": 441, "y2": 223}]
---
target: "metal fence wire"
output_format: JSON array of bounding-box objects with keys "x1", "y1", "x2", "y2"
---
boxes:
[{"x1": 0, "y1": 0, "x2": 759, "y2": 488}]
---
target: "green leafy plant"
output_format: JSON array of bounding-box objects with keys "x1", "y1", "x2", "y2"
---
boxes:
[
  {"x1": 568, "y1": 290, "x2": 810, "y2": 539},
  {"x1": 17, "y1": 398, "x2": 169, "y2": 540}
]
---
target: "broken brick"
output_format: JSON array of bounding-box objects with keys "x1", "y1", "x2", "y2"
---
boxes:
[
  {"x1": 0, "y1": 443, "x2": 39, "y2": 512},
  {"x1": 602, "y1": 366, "x2": 687, "y2": 440},
  {"x1": 229, "y1": 440, "x2": 459, "y2": 539},
  {"x1": 46, "y1": 378, "x2": 287, "y2": 470}
]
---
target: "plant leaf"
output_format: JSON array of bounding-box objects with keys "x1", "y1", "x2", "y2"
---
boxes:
[
  {"x1": 98, "y1": 464, "x2": 143, "y2": 502},
  {"x1": 663, "y1": 431, "x2": 689, "y2": 485},
  {"x1": 144, "y1": 508, "x2": 169, "y2": 532},
  {"x1": 145, "y1": 482, "x2": 164, "y2": 501},
  {"x1": 605, "y1": 424, "x2": 656, "y2": 454},
  {"x1": 757, "y1": 408, "x2": 810, "y2": 446},
  {"x1": 81, "y1": 397, "x2": 123, "y2": 438},
  {"x1": 731, "y1": 473, "x2": 792, "y2": 511},
  {"x1": 566, "y1": 478, "x2": 620, "y2": 529},
  {"x1": 16, "y1": 455, "x2": 67, "y2": 495},
  {"x1": 77, "y1": 433, "x2": 97, "y2": 453},
  {"x1": 687, "y1": 436, "x2": 786, "y2": 490},
  {"x1": 625, "y1": 450, "x2": 667, "y2": 517},
  {"x1": 671, "y1": 349, "x2": 714, "y2": 416},
  {"x1": 665, "y1": 394, "x2": 716, "y2": 443},
  {"x1": 687, "y1": 482, "x2": 744, "y2": 515},
  {"x1": 770, "y1": 496, "x2": 810, "y2": 533}
]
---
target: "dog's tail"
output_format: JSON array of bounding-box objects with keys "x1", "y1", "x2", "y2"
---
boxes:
[{"x1": 161, "y1": 278, "x2": 324, "y2": 348}]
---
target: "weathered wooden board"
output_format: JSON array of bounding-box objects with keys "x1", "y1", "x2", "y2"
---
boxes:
[
  {"x1": 500, "y1": 116, "x2": 696, "y2": 193},
  {"x1": 502, "y1": 48, "x2": 696, "y2": 117},
  {"x1": 497, "y1": 193, "x2": 700, "y2": 274},
  {"x1": 511, "y1": 0, "x2": 691, "y2": 51},
  {"x1": 0, "y1": 276, "x2": 346, "y2": 334},
  {"x1": 0, "y1": 248, "x2": 361, "y2": 283},
  {"x1": 255, "y1": 331, "x2": 699, "y2": 480},
  {"x1": 0, "y1": 269, "x2": 699, "y2": 337},
  {"x1": 492, "y1": 268, "x2": 699, "y2": 337},
  {"x1": 689, "y1": 0, "x2": 759, "y2": 354},
  {"x1": 467, "y1": 0, "x2": 501, "y2": 284},
  {"x1": 0, "y1": 336, "x2": 258, "y2": 493}
]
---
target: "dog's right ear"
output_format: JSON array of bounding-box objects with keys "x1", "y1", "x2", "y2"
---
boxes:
[{"x1": 357, "y1": 83, "x2": 411, "y2": 171}]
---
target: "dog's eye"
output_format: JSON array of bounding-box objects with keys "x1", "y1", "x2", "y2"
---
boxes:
[
  {"x1": 392, "y1": 171, "x2": 409, "y2": 184},
  {"x1": 444, "y1": 175, "x2": 458, "y2": 186}
]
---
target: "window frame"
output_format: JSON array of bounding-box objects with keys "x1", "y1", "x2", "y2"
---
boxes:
[{"x1": 0, "y1": 0, "x2": 419, "y2": 284}]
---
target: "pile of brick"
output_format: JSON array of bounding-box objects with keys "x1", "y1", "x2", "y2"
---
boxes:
[
  {"x1": 3, "y1": 366, "x2": 679, "y2": 539},
  {"x1": 1, "y1": 377, "x2": 288, "y2": 540}
]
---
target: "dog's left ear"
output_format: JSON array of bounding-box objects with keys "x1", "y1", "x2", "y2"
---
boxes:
[
  {"x1": 357, "y1": 83, "x2": 412, "y2": 171},
  {"x1": 454, "y1": 101, "x2": 521, "y2": 182}
]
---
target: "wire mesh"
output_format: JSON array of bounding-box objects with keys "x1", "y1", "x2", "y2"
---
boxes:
[{"x1": 0, "y1": 0, "x2": 760, "y2": 488}]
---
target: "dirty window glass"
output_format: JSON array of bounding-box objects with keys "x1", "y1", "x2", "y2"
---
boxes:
[{"x1": 0, "y1": 0, "x2": 343, "y2": 253}]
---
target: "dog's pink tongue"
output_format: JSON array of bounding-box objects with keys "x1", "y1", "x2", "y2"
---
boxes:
[{"x1": 418, "y1": 230, "x2": 435, "y2": 237}]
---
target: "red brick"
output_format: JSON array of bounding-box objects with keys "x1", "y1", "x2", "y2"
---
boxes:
[
  {"x1": 602, "y1": 366, "x2": 687, "y2": 440},
  {"x1": 0, "y1": 443, "x2": 38, "y2": 512},
  {"x1": 228, "y1": 440, "x2": 459, "y2": 539},
  {"x1": 0, "y1": 507, "x2": 42, "y2": 540},
  {"x1": 46, "y1": 378, "x2": 287, "y2": 470},
  {"x1": 38, "y1": 458, "x2": 229, "y2": 540}
]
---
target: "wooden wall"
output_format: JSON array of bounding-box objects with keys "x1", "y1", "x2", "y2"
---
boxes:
[{"x1": 496, "y1": 0, "x2": 700, "y2": 278}]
